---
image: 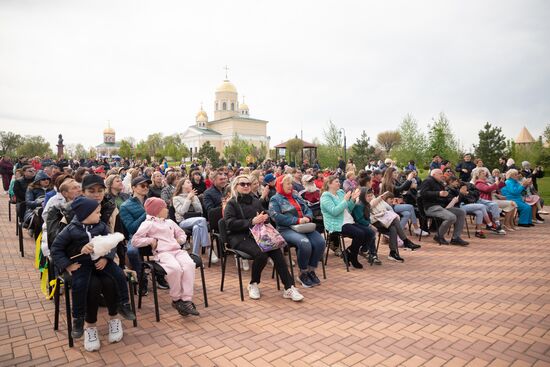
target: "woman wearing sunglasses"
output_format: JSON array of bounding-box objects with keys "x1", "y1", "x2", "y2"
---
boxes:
[{"x1": 224, "y1": 175, "x2": 304, "y2": 301}]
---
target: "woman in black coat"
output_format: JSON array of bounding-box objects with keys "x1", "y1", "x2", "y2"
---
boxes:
[{"x1": 224, "y1": 174, "x2": 303, "y2": 302}]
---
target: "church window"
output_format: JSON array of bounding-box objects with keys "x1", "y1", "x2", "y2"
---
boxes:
[
  {"x1": 231, "y1": 103, "x2": 235, "y2": 111},
  {"x1": 215, "y1": 102, "x2": 218, "y2": 110},
  {"x1": 222, "y1": 102, "x2": 227, "y2": 110}
]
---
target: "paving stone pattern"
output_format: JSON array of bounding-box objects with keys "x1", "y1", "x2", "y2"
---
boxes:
[{"x1": 0, "y1": 199, "x2": 549, "y2": 366}]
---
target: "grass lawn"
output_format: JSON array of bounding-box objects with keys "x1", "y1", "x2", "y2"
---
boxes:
[{"x1": 537, "y1": 177, "x2": 550, "y2": 205}]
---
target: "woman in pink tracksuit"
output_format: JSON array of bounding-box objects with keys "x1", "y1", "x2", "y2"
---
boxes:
[{"x1": 132, "y1": 197, "x2": 199, "y2": 317}]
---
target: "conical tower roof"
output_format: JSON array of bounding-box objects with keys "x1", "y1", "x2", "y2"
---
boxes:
[{"x1": 515, "y1": 126, "x2": 535, "y2": 144}]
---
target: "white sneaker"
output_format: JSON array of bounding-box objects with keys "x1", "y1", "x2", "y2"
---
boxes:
[
  {"x1": 108, "y1": 319, "x2": 123, "y2": 344},
  {"x1": 538, "y1": 210, "x2": 548, "y2": 215},
  {"x1": 210, "y1": 249, "x2": 219, "y2": 264},
  {"x1": 535, "y1": 220, "x2": 544, "y2": 224},
  {"x1": 413, "y1": 228, "x2": 429, "y2": 236},
  {"x1": 283, "y1": 286, "x2": 304, "y2": 302},
  {"x1": 242, "y1": 259, "x2": 250, "y2": 271},
  {"x1": 247, "y1": 282, "x2": 261, "y2": 300},
  {"x1": 84, "y1": 327, "x2": 101, "y2": 352}
]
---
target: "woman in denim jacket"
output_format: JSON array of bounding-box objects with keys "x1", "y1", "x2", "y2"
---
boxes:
[{"x1": 269, "y1": 175, "x2": 326, "y2": 288}]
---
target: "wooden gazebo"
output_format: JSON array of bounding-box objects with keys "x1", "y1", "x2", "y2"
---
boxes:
[{"x1": 273, "y1": 139, "x2": 318, "y2": 165}]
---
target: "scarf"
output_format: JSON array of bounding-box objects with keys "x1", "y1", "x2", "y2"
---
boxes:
[{"x1": 275, "y1": 176, "x2": 303, "y2": 219}]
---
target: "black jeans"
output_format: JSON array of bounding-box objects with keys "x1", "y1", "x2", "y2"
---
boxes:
[
  {"x1": 71, "y1": 257, "x2": 129, "y2": 319},
  {"x1": 86, "y1": 273, "x2": 118, "y2": 324},
  {"x1": 231, "y1": 235, "x2": 294, "y2": 290},
  {"x1": 356, "y1": 224, "x2": 377, "y2": 255},
  {"x1": 341, "y1": 223, "x2": 371, "y2": 255}
]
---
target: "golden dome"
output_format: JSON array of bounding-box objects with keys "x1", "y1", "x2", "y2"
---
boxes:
[
  {"x1": 240, "y1": 103, "x2": 249, "y2": 111},
  {"x1": 103, "y1": 127, "x2": 115, "y2": 134},
  {"x1": 216, "y1": 80, "x2": 237, "y2": 93}
]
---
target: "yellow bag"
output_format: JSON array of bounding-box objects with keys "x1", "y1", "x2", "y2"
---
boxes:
[{"x1": 34, "y1": 231, "x2": 42, "y2": 269}]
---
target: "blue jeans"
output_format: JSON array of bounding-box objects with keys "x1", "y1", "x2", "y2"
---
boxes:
[
  {"x1": 393, "y1": 204, "x2": 417, "y2": 228},
  {"x1": 278, "y1": 228, "x2": 326, "y2": 270},
  {"x1": 356, "y1": 224, "x2": 377, "y2": 254},
  {"x1": 179, "y1": 217, "x2": 210, "y2": 255},
  {"x1": 126, "y1": 240, "x2": 143, "y2": 280},
  {"x1": 460, "y1": 203, "x2": 487, "y2": 225},
  {"x1": 71, "y1": 257, "x2": 129, "y2": 319},
  {"x1": 477, "y1": 199, "x2": 501, "y2": 222}
]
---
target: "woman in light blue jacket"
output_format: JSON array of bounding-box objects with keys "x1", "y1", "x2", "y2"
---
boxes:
[{"x1": 320, "y1": 176, "x2": 365, "y2": 268}]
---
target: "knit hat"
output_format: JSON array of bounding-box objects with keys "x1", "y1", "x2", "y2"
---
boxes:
[
  {"x1": 144, "y1": 197, "x2": 166, "y2": 217},
  {"x1": 264, "y1": 173, "x2": 276, "y2": 184},
  {"x1": 71, "y1": 196, "x2": 100, "y2": 222}
]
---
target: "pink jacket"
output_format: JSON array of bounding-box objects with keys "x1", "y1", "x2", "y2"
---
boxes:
[
  {"x1": 132, "y1": 215, "x2": 187, "y2": 254},
  {"x1": 475, "y1": 179, "x2": 504, "y2": 200}
]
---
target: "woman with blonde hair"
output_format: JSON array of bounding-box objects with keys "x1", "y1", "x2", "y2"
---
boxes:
[{"x1": 224, "y1": 175, "x2": 304, "y2": 301}]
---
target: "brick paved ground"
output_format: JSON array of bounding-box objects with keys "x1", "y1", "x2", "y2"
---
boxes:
[{"x1": 0, "y1": 198, "x2": 549, "y2": 367}]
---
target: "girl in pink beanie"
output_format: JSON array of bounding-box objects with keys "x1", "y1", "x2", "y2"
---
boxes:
[{"x1": 132, "y1": 197, "x2": 199, "y2": 316}]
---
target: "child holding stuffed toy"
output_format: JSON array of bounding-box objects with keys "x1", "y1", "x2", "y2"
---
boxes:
[
  {"x1": 132, "y1": 197, "x2": 199, "y2": 316},
  {"x1": 51, "y1": 196, "x2": 136, "y2": 352}
]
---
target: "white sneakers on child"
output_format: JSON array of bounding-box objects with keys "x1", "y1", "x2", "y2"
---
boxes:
[
  {"x1": 283, "y1": 286, "x2": 304, "y2": 302},
  {"x1": 247, "y1": 282, "x2": 261, "y2": 300},
  {"x1": 84, "y1": 327, "x2": 100, "y2": 352},
  {"x1": 108, "y1": 319, "x2": 123, "y2": 344}
]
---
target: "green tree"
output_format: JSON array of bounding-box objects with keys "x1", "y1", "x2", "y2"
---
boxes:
[
  {"x1": 393, "y1": 114, "x2": 427, "y2": 168},
  {"x1": 543, "y1": 123, "x2": 550, "y2": 145},
  {"x1": 376, "y1": 130, "x2": 402, "y2": 153},
  {"x1": 350, "y1": 130, "x2": 375, "y2": 169},
  {"x1": 118, "y1": 140, "x2": 133, "y2": 159},
  {"x1": 16, "y1": 135, "x2": 52, "y2": 157},
  {"x1": 74, "y1": 144, "x2": 88, "y2": 159},
  {"x1": 286, "y1": 137, "x2": 304, "y2": 165},
  {"x1": 135, "y1": 140, "x2": 149, "y2": 159},
  {"x1": 323, "y1": 120, "x2": 343, "y2": 147},
  {"x1": 162, "y1": 134, "x2": 188, "y2": 161},
  {"x1": 88, "y1": 146, "x2": 97, "y2": 159},
  {"x1": 223, "y1": 133, "x2": 250, "y2": 164},
  {"x1": 146, "y1": 133, "x2": 164, "y2": 160},
  {"x1": 474, "y1": 122, "x2": 508, "y2": 169},
  {"x1": 0, "y1": 131, "x2": 23, "y2": 157},
  {"x1": 319, "y1": 121, "x2": 344, "y2": 168},
  {"x1": 198, "y1": 141, "x2": 220, "y2": 167},
  {"x1": 427, "y1": 112, "x2": 460, "y2": 164}
]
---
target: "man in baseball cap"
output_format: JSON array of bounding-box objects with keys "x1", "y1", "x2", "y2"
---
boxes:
[{"x1": 81, "y1": 175, "x2": 107, "y2": 203}]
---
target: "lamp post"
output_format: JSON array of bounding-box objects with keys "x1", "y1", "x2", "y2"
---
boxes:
[{"x1": 339, "y1": 128, "x2": 347, "y2": 165}]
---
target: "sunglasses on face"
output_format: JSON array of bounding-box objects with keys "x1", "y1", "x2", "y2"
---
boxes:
[
  {"x1": 138, "y1": 184, "x2": 149, "y2": 188},
  {"x1": 238, "y1": 182, "x2": 251, "y2": 187}
]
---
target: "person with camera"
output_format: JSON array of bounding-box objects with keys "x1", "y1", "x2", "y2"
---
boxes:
[{"x1": 418, "y1": 169, "x2": 469, "y2": 246}]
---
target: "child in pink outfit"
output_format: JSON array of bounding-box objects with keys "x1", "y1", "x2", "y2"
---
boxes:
[{"x1": 132, "y1": 197, "x2": 199, "y2": 316}]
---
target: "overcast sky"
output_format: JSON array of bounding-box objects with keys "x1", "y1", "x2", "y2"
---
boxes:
[{"x1": 1, "y1": 0, "x2": 549, "y2": 153}]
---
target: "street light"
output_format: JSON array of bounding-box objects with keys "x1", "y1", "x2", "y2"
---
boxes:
[{"x1": 338, "y1": 128, "x2": 347, "y2": 166}]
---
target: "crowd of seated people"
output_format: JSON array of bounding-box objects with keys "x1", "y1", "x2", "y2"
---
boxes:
[{"x1": 3, "y1": 152, "x2": 546, "y2": 352}]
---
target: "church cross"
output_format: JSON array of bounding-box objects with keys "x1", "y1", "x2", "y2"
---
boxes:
[{"x1": 224, "y1": 65, "x2": 229, "y2": 80}]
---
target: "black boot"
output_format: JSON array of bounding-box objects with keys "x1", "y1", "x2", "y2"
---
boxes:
[
  {"x1": 404, "y1": 238, "x2": 421, "y2": 250},
  {"x1": 347, "y1": 250, "x2": 363, "y2": 269}
]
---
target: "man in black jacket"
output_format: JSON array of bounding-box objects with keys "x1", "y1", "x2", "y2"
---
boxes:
[
  {"x1": 203, "y1": 169, "x2": 228, "y2": 212},
  {"x1": 455, "y1": 153, "x2": 476, "y2": 182},
  {"x1": 418, "y1": 169, "x2": 469, "y2": 246}
]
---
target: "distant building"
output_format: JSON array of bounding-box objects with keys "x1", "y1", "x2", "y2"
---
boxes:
[
  {"x1": 514, "y1": 126, "x2": 536, "y2": 145},
  {"x1": 181, "y1": 77, "x2": 269, "y2": 158},
  {"x1": 96, "y1": 124, "x2": 120, "y2": 157}
]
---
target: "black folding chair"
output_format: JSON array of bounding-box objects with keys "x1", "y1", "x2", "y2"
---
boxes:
[
  {"x1": 324, "y1": 231, "x2": 351, "y2": 272},
  {"x1": 218, "y1": 218, "x2": 258, "y2": 302},
  {"x1": 53, "y1": 270, "x2": 137, "y2": 347},
  {"x1": 137, "y1": 245, "x2": 208, "y2": 322},
  {"x1": 207, "y1": 207, "x2": 223, "y2": 268}
]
